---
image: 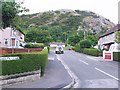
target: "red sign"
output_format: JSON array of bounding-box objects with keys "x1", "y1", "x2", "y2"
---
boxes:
[{"x1": 105, "y1": 53, "x2": 111, "y2": 59}]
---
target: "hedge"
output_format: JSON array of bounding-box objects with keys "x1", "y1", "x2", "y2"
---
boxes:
[
  {"x1": 1, "y1": 48, "x2": 48, "y2": 76},
  {"x1": 24, "y1": 43, "x2": 45, "y2": 48},
  {"x1": 73, "y1": 45, "x2": 82, "y2": 52},
  {"x1": 83, "y1": 48, "x2": 99, "y2": 57},
  {"x1": 113, "y1": 52, "x2": 120, "y2": 62}
]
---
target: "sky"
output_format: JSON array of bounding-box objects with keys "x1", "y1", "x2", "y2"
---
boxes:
[{"x1": 20, "y1": 0, "x2": 119, "y2": 24}]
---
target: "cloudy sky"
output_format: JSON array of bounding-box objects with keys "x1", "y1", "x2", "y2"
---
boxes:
[{"x1": 21, "y1": 0, "x2": 119, "y2": 24}]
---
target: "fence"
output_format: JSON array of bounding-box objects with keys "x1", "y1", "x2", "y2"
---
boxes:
[{"x1": 0, "y1": 48, "x2": 43, "y2": 55}]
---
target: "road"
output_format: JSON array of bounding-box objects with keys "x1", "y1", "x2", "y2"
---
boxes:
[
  {"x1": 55, "y1": 50, "x2": 119, "y2": 88},
  {"x1": 3, "y1": 50, "x2": 119, "y2": 89}
]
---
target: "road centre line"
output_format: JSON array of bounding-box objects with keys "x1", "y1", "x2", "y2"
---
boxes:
[
  {"x1": 79, "y1": 60, "x2": 89, "y2": 65},
  {"x1": 95, "y1": 67, "x2": 119, "y2": 81}
]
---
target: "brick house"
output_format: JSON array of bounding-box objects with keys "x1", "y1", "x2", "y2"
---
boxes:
[
  {"x1": 0, "y1": 27, "x2": 25, "y2": 48},
  {"x1": 98, "y1": 24, "x2": 120, "y2": 49}
]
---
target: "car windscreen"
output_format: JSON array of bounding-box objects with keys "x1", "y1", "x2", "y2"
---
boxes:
[{"x1": 58, "y1": 47, "x2": 62, "y2": 50}]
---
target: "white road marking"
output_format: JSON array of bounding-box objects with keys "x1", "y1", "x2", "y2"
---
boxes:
[
  {"x1": 48, "y1": 58, "x2": 54, "y2": 60},
  {"x1": 79, "y1": 60, "x2": 89, "y2": 65},
  {"x1": 95, "y1": 67, "x2": 119, "y2": 81},
  {"x1": 86, "y1": 56, "x2": 98, "y2": 61},
  {"x1": 56, "y1": 54, "x2": 80, "y2": 88}
]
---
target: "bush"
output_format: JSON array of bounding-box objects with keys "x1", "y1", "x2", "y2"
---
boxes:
[
  {"x1": 113, "y1": 52, "x2": 120, "y2": 62},
  {"x1": 83, "y1": 48, "x2": 99, "y2": 57},
  {"x1": 99, "y1": 50, "x2": 103, "y2": 56},
  {"x1": 74, "y1": 44, "x2": 81, "y2": 52},
  {"x1": 24, "y1": 43, "x2": 45, "y2": 48},
  {"x1": 80, "y1": 39, "x2": 92, "y2": 48},
  {"x1": 1, "y1": 48, "x2": 48, "y2": 76}
]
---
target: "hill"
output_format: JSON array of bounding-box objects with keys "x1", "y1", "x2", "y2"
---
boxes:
[
  {"x1": 19, "y1": 9, "x2": 115, "y2": 45},
  {"x1": 21, "y1": 9, "x2": 114, "y2": 34}
]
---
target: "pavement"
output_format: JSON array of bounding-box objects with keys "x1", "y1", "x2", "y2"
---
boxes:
[{"x1": 2, "y1": 51, "x2": 72, "y2": 89}]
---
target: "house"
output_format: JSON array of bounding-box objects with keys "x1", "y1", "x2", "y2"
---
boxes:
[
  {"x1": 98, "y1": 24, "x2": 120, "y2": 49},
  {"x1": 49, "y1": 42, "x2": 65, "y2": 47},
  {"x1": 0, "y1": 27, "x2": 25, "y2": 48}
]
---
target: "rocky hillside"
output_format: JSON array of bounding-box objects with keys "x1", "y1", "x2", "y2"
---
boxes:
[{"x1": 21, "y1": 9, "x2": 115, "y2": 35}]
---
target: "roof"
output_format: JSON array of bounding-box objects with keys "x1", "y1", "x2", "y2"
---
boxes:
[
  {"x1": 99, "y1": 24, "x2": 120, "y2": 38},
  {"x1": 49, "y1": 42, "x2": 65, "y2": 45},
  {"x1": 17, "y1": 28, "x2": 25, "y2": 35},
  {"x1": 2, "y1": 27, "x2": 25, "y2": 35}
]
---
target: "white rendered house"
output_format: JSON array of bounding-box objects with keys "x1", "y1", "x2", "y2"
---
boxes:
[
  {"x1": 0, "y1": 27, "x2": 25, "y2": 48},
  {"x1": 98, "y1": 24, "x2": 120, "y2": 49}
]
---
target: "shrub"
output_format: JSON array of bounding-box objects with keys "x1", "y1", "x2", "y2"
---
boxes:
[
  {"x1": 1, "y1": 48, "x2": 48, "y2": 76},
  {"x1": 99, "y1": 50, "x2": 103, "y2": 56},
  {"x1": 83, "y1": 48, "x2": 99, "y2": 57},
  {"x1": 74, "y1": 44, "x2": 81, "y2": 52},
  {"x1": 113, "y1": 52, "x2": 120, "y2": 62},
  {"x1": 24, "y1": 43, "x2": 45, "y2": 48},
  {"x1": 80, "y1": 39, "x2": 92, "y2": 48}
]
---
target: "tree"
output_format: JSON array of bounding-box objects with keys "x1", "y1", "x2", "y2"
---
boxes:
[
  {"x1": 115, "y1": 31, "x2": 120, "y2": 43},
  {"x1": 49, "y1": 26, "x2": 63, "y2": 42},
  {"x1": 68, "y1": 35, "x2": 81, "y2": 46},
  {"x1": 85, "y1": 35, "x2": 98, "y2": 46},
  {"x1": 25, "y1": 28, "x2": 52, "y2": 44},
  {"x1": 79, "y1": 39, "x2": 92, "y2": 48},
  {"x1": 1, "y1": 1, "x2": 29, "y2": 28},
  {"x1": 0, "y1": 2, "x2": 2, "y2": 28}
]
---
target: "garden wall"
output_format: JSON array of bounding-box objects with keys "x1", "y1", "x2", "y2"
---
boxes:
[{"x1": 0, "y1": 48, "x2": 43, "y2": 55}]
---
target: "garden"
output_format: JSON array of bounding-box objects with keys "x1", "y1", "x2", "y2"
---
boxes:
[{"x1": 0, "y1": 48, "x2": 48, "y2": 76}]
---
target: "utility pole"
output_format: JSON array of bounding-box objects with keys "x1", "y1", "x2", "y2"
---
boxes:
[{"x1": 82, "y1": 25, "x2": 86, "y2": 40}]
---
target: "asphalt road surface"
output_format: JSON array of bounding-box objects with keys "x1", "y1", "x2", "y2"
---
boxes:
[{"x1": 55, "y1": 50, "x2": 119, "y2": 88}]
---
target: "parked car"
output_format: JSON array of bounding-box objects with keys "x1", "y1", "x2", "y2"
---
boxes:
[
  {"x1": 68, "y1": 46, "x2": 72, "y2": 50},
  {"x1": 55, "y1": 46, "x2": 64, "y2": 54}
]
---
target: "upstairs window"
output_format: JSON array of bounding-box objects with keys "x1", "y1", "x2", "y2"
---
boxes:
[{"x1": 4, "y1": 39, "x2": 8, "y2": 45}]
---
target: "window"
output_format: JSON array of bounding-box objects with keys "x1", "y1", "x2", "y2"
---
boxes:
[
  {"x1": 16, "y1": 41, "x2": 19, "y2": 47},
  {"x1": 4, "y1": 39, "x2": 8, "y2": 45},
  {"x1": 116, "y1": 46, "x2": 120, "y2": 50},
  {"x1": 109, "y1": 46, "x2": 115, "y2": 51}
]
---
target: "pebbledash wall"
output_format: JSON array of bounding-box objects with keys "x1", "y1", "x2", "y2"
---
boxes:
[
  {"x1": 98, "y1": 24, "x2": 120, "y2": 49},
  {"x1": 0, "y1": 27, "x2": 25, "y2": 48}
]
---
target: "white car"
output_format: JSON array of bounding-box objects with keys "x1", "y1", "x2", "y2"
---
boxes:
[{"x1": 55, "y1": 46, "x2": 64, "y2": 54}]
